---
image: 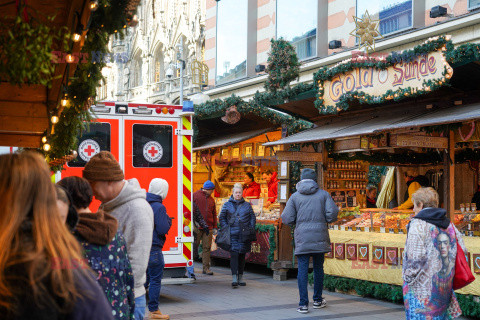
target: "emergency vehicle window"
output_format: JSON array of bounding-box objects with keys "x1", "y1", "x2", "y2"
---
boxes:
[
  {"x1": 68, "y1": 123, "x2": 111, "y2": 167},
  {"x1": 132, "y1": 124, "x2": 173, "y2": 168}
]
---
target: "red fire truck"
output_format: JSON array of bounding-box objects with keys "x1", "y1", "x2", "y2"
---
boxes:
[{"x1": 57, "y1": 101, "x2": 195, "y2": 284}]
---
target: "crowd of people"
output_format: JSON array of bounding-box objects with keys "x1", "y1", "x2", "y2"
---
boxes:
[{"x1": 0, "y1": 150, "x2": 470, "y2": 319}]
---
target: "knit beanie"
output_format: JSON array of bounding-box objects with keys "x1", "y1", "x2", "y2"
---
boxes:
[
  {"x1": 83, "y1": 151, "x2": 124, "y2": 181},
  {"x1": 203, "y1": 180, "x2": 215, "y2": 190},
  {"x1": 300, "y1": 168, "x2": 317, "y2": 181},
  {"x1": 149, "y1": 178, "x2": 169, "y2": 200}
]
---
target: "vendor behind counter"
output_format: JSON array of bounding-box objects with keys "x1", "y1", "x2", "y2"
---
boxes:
[{"x1": 243, "y1": 172, "x2": 260, "y2": 199}]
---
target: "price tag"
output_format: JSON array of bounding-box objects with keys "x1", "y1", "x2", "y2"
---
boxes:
[
  {"x1": 380, "y1": 227, "x2": 386, "y2": 233},
  {"x1": 333, "y1": 225, "x2": 339, "y2": 230},
  {"x1": 340, "y1": 226, "x2": 346, "y2": 231},
  {"x1": 356, "y1": 228, "x2": 362, "y2": 232},
  {"x1": 389, "y1": 228, "x2": 395, "y2": 234},
  {"x1": 364, "y1": 227, "x2": 370, "y2": 233},
  {"x1": 399, "y1": 229, "x2": 404, "y2": 234},
  {"x1": 348, "y1": 227, "x2": 353, "y2": 231}
]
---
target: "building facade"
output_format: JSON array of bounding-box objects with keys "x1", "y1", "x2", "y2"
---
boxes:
[
  {"x1": 98, "y1": 0, "x2": 207, "y2": 104},
  {"x1": 203, "y1": 0, "x2": 480, "y2": 102}
]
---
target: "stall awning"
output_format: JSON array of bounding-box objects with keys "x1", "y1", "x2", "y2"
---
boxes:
[
  {"x1": 193, "y1": 128, "x2": 274, "y2": 151},
  {"x1": 264, "y1": 103, "x2": 480, "y2": 146}
]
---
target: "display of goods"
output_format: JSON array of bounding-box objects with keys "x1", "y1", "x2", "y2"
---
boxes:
[
  {"x1": 338, "y1": 207, "x2": 360, "y2": 219},
  {"x1": 399, "y1": 219, "x2": 410, "y2": 229},
  {"x1": 471, "y1": 214, "x2": 480, "y2": 223},
  {"x1": 454, "y1": 214, "x2": 465, "y2": 225}
]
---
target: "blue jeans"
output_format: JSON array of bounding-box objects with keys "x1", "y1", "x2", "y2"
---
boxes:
[
  {"x1": 134, "y1": 295, "x2": 146, "y2": 320},
  {"x1": 297, "y1": 253, "x2": 325, "y2": 307},
  {"x1": 145, "y1": 249, "x2": 165, "y2": 312}
]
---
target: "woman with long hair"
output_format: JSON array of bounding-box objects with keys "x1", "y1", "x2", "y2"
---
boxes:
[{"x1": 0, "y1": 151, "x2": 113, "y2": 320}]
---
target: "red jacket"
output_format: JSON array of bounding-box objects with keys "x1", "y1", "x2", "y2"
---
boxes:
[
  {"x1": 243, "y1": 181, "x2": 261, "y2": 199},
  {"x1": 193, "y1": 190, "x2": 217, "y2": 229},
  {"x1": 267, "y1": 172, "x2": 278, "y2": 203}
]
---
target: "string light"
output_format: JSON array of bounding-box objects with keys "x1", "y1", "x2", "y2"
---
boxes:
[
  {"x1": 65, "y1": 54, "x2": 75, "y2": 63},
  {"x1": 89, "y1": 0, "x2": 99, "y2": 11},
  {"x1": 42, "y1": 136, "x2": 47, "y2": 143},
  {"x1": 61, "y1": 96, "x2": 68, "y2": 107},
  {"x1": 51, "y1": 116, "x2": 59, "y2": 124},
  {"x1": 43, "y1": 144, "x2": 51, "y2": 152}
]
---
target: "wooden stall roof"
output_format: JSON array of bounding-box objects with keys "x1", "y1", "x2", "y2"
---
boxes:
[{"x1": 0, "y1": 0, "x2": 139, "y2": 149}]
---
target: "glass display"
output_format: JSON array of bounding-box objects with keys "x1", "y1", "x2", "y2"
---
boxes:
[
  {"x1": 68, "y1": 122, "x2": 111, "y2": 167},
  {"x1": 132, "y1": 124, "x2": 173, "y2": 168}
]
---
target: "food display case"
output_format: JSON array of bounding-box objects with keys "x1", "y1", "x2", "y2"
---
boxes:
[{"x1": 330, "y1": 208, "x2": 414, "y2": 233}]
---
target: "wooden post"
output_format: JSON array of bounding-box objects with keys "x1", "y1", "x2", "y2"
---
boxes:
[{"x1": 444, "y1": 131, "x2": 455, "y2": 220}]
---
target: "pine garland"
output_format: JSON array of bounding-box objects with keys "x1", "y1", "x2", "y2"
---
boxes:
[
  {"x1": 43, "y1": 0, "x2": 133, "y2": 170},
  {"x1": 368, "y1": 166, "x2": 387, "y2": 187},
  {"x1": 255, "y1": 224, "x2": 276, "y2": 268},
  {"x1": 264, "y1": 38, "x2": 301, "y2": 93},
  {"x1": 308, "y1": 275, "x2": 480, "y2": 318}
]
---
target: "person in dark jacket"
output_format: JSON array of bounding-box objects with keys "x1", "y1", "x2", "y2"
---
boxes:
[
  {"x1": 366, "y1": 185, "x2": 377, "y2": 208},
  {"x1": 281, "y1": 168, "x2": 339, "y2": 314},
  {"x1": 145, "y1": 178, "x2": 172, "y2": 320},
  {"x1": 187, "y1": 202, "x2": 210, "y2": 279},
  {"x1": 219, "y1": 183, "x2": 256, "y2": 288},
  {"x1": 193, "y1": 180, "x2": 217, "y2": 275},
  {"x1": 57, "y1": 176, "x2": 135, "y2": 320},
  {"x1": 0, "y1": 152, "x2": 113, "y2": 320}
]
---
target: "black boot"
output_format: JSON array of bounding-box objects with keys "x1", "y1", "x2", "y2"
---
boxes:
[
  {"x1": 238, "y1": 274, "x2": 246, "y2": 286},
  {"x1": 232, "y1": 274, "x2": 238, "y2": 288}
]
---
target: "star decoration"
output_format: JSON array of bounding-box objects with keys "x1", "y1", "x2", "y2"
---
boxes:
[{"x1": 350, "y1": 10, "x2": 382, "y2": 54}]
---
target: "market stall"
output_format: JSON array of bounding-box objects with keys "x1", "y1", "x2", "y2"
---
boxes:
[{"x1": 259, "y1": 37, "x2": 480, "y2": 312}]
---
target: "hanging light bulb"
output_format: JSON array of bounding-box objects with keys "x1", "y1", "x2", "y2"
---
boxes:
[
  {"x1": 42, "y1": 136, "x2": 47, "y2": 143},
  {"x1": 65, "y1": 54, "x2": 75, "y2": 63},
  {"x1": 89, "y1": 0, "x2": 99, "y2": 11},
  {"x1": 43, "y1": 144, "x2": 51, "y2": 152},
  {"x1": 61, "y1": 96, "x2": 68, "y2": 107},
  {"x1": 51, "y1": 116, "x2": 59, "y2": 124},
  {"x1": 73, "y1": 32, "x2": 81, "y2": 42}
]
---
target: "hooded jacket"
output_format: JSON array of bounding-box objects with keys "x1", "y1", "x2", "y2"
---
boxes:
[
  {"x1": 146, "y1": 193, "x2": 172, "y2": 250},
  {"x1": 100, "y1": 179, "x2": 153, "y2": 299},
  {"x1": 267, "y1": 172, "x2": 279, "y2": 203},
  {"x1": 193, "y1": 189, "x2": 217, "y2": 229},
  {"x1": 403, "y1": 207, "x2": 466, "y2": 319},
  {"x1": 75, "y1": 210, "x2": 135, "y2": 319},
  {"x1": 281, "y1": 179, "x2": 339, "y2": 255}
]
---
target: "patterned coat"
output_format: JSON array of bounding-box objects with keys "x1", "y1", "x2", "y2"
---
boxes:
[{"x1": 403, "y1": 215, "x2": 467, "y2": 319}]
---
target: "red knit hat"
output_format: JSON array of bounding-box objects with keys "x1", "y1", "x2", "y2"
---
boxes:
[{"x1": 83, "y1": 151, "x2": 124, "y2": 181}]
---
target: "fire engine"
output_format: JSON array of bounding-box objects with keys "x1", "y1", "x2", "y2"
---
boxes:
[{"x1": 58, "y1": 101, "x2": 195, "y2": 284}]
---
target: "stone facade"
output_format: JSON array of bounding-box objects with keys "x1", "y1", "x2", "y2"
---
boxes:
[{"x1": 98, "y1": 0, "x2": 206, "y2": 104}]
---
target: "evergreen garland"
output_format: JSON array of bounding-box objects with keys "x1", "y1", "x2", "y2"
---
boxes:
[
  {"x1": 255, "y1": 224, "x2": 276, "y2": 268},
  {"x1": 308, "y1": 275, "x2": 480, "y2": 318},
  {"x1": 264, "y1": 38, "x2": 301, "y2": 93},
  {"x1": 43, "y1": 0, "x2": 133, "y2": 170},
  {"x1": 368, "y1": 166, "x2": 387, "y2": 187}
]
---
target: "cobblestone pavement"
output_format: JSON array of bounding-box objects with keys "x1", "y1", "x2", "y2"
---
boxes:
[{"x1": 154, "y1": 262, "x2": 469, "y2": 320}]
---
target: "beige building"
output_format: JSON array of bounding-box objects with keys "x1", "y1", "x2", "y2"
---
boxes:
[{"x1": 203, "y1": 0, "x2": 480, "y2": 102}]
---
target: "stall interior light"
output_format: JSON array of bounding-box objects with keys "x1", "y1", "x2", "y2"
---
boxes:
[{"x1": 89, "y1": 0, "x2": 99, "y2": 11}]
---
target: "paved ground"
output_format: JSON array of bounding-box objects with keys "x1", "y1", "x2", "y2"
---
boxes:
[{"x1": 156, "y1": 262, "x2": 416, "y2": 320}]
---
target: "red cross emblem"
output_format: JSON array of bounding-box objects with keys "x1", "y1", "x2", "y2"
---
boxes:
[
  {"x1": 84, "y1": 145, "x2": 95, "y2": 156},
  {"x1": 148, "y1": 146, "x2": 158, "y2": 157}
]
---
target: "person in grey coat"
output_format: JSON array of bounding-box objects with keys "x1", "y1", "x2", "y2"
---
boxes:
[{"x1": 281, "y1": 168, "x2": 338, "y2": 314}]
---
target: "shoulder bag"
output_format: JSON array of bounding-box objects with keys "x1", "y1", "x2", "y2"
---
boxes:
[{"x1": 452, "y1": 223, "x2": 475, "y2": 290}]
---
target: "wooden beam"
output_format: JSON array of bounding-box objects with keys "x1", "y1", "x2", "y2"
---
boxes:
[
  {"x1": 0, "y1": 134, "x2": 41, "y2": 148},
  {"x1": 0, "y1": 116, "x2": 48, "y2": 133},
  {"x1": 444, "y1": 131, "x2": 455, "y2": 220},
  {"x1": 0, "y1": 101, "x2": 48, "y2": 118},
  {"x1": 0, "y1": 83, "x2": 46, "y2": 102},
  {"x1": 276, "y1": 151, "x2": 323, "y2": 162}
]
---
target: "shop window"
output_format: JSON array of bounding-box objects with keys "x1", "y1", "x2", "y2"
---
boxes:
[
  {"x1": 277, "y1": 0, "x2": 317, "y2": 60},
  {"x1": 132, "y1": 124, "x2": 173, "y2": 168},
  {"x1": 469, "y1": 0, "x2": 480, "y2": 10},
  {"x1": 215, "y1": 0, "x2": 247, "y2": 85},
  {"x1": 357, "y1": 0, "x2": 412, "y2": 36},
  {"x1": 68, "y1": 123, "x2": 111, "y2": 167}
]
